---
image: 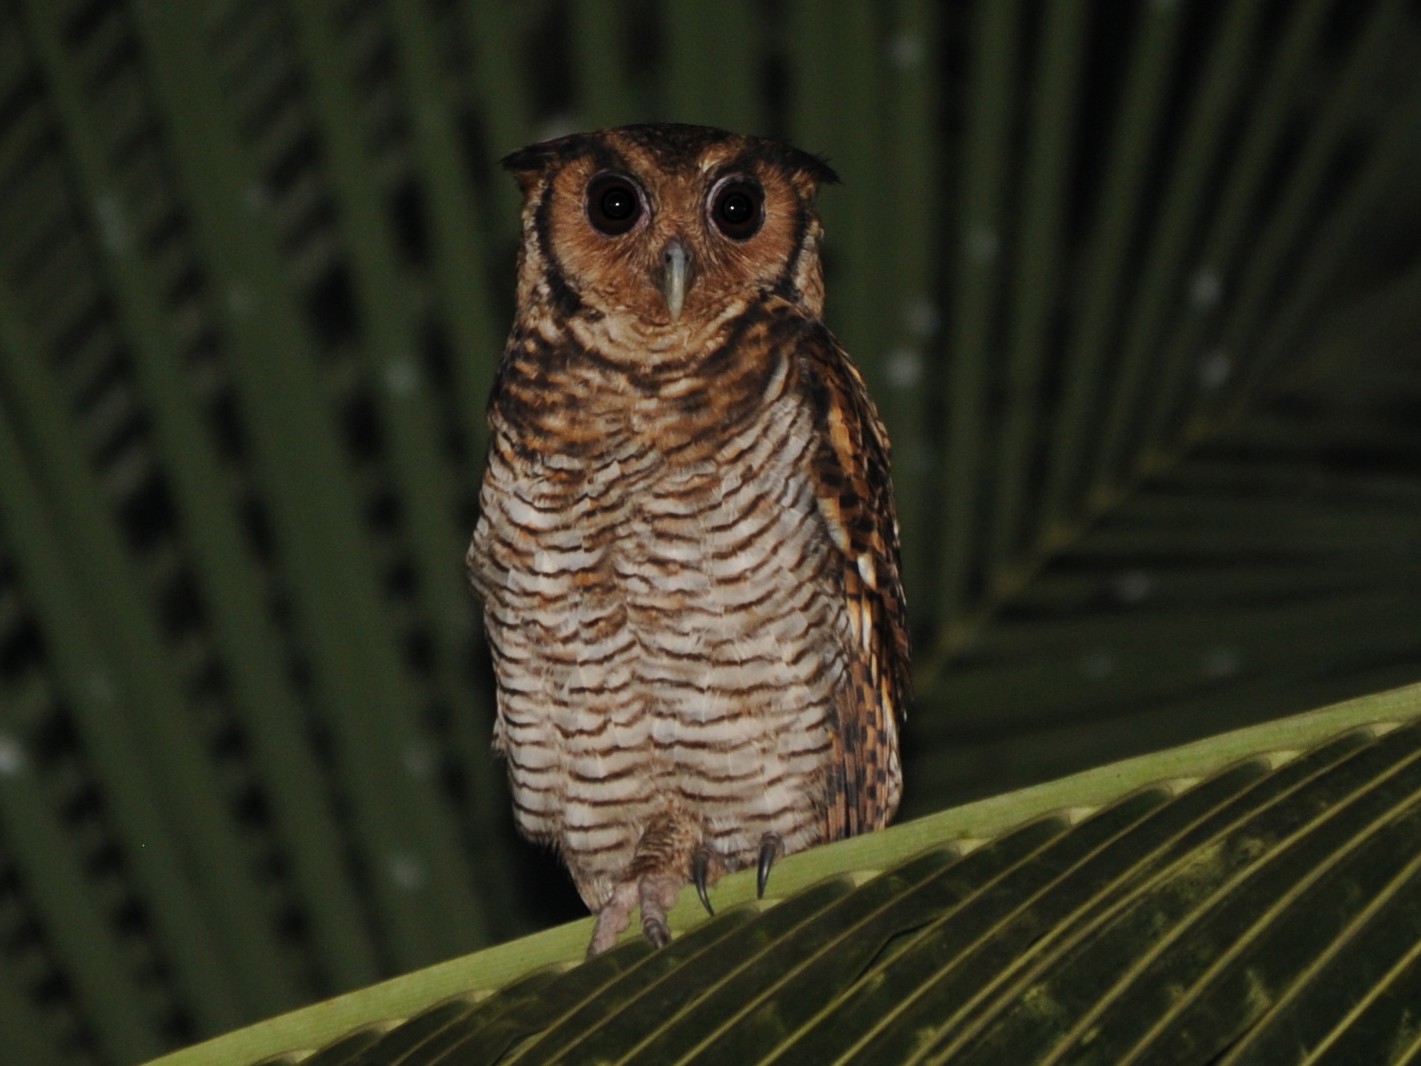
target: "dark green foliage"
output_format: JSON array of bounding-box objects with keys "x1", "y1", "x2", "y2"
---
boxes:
[{"x1": 0, "y1": 1, "x2": 1418, "y2": 1063}]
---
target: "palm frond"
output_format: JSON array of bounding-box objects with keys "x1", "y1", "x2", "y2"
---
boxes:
[{"x1": 148, "y1": 681, "x2": 1421, "y2": 1065}]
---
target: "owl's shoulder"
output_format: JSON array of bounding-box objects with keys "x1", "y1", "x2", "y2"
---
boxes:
[{"x1": 788, "y1": 315, "x2": 910, "y2": 695}]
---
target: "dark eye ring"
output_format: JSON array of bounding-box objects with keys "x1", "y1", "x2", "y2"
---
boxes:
[
  {"x1": 586, "y1": 173, "x2": 644, "y2": 235},
  {"x1": 710, "y1": 178, "x2": 764, "y2": 239}
]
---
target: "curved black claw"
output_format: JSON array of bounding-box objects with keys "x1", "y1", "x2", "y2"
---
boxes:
[
  {"x1": 756, "y1": 833, "x2": 784, "y2": 899},
  {"x1": 691, "y1": 849, "x2": 714, "y2": 916}
]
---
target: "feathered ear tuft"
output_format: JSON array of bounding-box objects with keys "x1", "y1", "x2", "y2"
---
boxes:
[
  {"x1": 786, "y1": 148, "x2": 840, "y2": 188},
  {"x1": 500, "y1": 142, "x2": 559, "y2": 174},
  {"x1": 501, "y1": 131, "x2": 613, "y2": 196},
  {"x1": 500, "y1": 142, "x2": 560, "y2": 196}
]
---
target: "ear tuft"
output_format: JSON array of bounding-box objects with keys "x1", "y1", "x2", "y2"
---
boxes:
[{"x1": 787, "y1": 148, "x2": 839, "y2": 188}]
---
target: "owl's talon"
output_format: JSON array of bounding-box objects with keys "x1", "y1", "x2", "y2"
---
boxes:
[
  {"x1": 691, "y1": 849, "x2": 715, "y2": 916},
  {"x1": 757, "y1": 833, "x2": 784, "y2": 898},
  {"x1": 636, "y1": 872, "x2": 682, "y2": 949},
  {"x1": 642, "y1": 914, "x2": 671, "y2": 947}
]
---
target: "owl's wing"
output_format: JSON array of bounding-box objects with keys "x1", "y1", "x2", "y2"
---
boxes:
[{"x1": 797, "y1": 323, "x2": 910, "y2": 839}]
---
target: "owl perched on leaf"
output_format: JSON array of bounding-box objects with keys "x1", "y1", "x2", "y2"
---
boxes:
[{"x1": 468, "y1": 123, "x2": 908, "y2": 956}]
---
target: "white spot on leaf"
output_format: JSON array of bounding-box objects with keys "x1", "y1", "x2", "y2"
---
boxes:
[
  {"x1": 1189, "y1": 268, "x2": 1223, "y2": 309},
  {"x1": 1202, "y1": 646, "x2": 1240, "y2": 679},
  {"x1": 1198, "y1": 349, "x2": 1232, "y2": 390},
  {"x1": 886, "y1": 347, "x2": 923, "y2": 389},
  {"x1": 904, "y1": 298, "x2": 940, "y2": 339},
  {"x1": 1110, "y1": 569, "x2": 1154, "y2": 605},
  {"x1": 226, "y1": 283, "x2": 256, "y2": 317},
  {"x1": 385, "y1": 359, "x2": 420, "y2": 395},
  {"x1": 890, "y1": 32, "x2": 926, "y2": 69},
  {"x1": 0, "y1": 736, "x2": 25, "y2": 777},
  {"x1": 388, "y1": 853, "x2": 427, "y2": 891},
  {"x1": 94, "y1": 195, "x2": 132, "y2": 254},
  {"x1": 965, "y1": 225, "x2": 999, "y2": 264},
  {"x1": 403, "y1": 744, "x2": 435, "y2": 778},
  {"x1": 1081, "y1": 649, "x2": 1116, "y2": 680}
]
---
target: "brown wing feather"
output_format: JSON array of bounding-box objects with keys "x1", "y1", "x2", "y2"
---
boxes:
[{"x1": 797, "y1": 323, "x2": 909, "y2": 839}]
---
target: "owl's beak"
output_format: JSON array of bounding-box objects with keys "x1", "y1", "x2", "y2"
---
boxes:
[{"x1": 660, "y1": 238, "x2": 690, "y2": 322}]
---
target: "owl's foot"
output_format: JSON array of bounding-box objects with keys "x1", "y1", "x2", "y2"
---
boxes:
[
  {"x1": 757, "y1": 832, "x2": 785, "y2": 898},
  {"x1": 585, "y1": 872, "x2": 689, "y2": 956},
  {"x1": 587, "y1": 880, "x2": 638, "y2": 958}
]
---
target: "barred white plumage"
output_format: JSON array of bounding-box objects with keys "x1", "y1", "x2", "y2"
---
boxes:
[{"x1": 467, "y1": 123, "x2": 908, "y2": 955}]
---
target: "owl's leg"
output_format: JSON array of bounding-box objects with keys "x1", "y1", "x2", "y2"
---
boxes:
[
  {"x1": 585, "y1": 811, "x2": 723, "y2": 955},
  {"x1": 756, "y1": 832, "x2": 785, "y2": 898},
  {"x1": 585, "y1": 870, "x2": 685, "y2": 956}
]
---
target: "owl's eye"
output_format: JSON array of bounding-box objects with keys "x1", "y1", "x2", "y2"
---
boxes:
[
  {"x1": 586, "y1": 173, "x2": 644, "y2": 235},
  {"x1": 710, "y1": 179, "x2": 764, "y2": 240}
]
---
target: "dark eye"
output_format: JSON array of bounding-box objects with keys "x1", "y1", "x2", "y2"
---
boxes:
[
  {"x1": 586, "y1": 173, "x2": 643, "y2": 235},
  {"x1": 710, "y1": 179, "x2": 763, "y2": 239}
]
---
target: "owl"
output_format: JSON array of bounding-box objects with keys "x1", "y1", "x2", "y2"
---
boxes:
[{"x1": 467, "y1": 123, "x2": 908, "y2": 956}]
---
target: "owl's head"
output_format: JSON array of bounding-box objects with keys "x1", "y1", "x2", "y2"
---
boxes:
[{"x1": 503, "y1": 124, "x2": 837, "y2": 344}]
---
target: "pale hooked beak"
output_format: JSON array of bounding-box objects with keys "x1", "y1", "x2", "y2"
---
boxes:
[{"x1": 660, "y1": 238, "x2": 690, "y2": 322}]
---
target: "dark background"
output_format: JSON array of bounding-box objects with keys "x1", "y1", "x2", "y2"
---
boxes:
[{"x1": 0, "y1": 1, "x2": 1419, "y2": 1062}]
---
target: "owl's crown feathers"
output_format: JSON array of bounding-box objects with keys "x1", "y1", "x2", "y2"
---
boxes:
[{"x1": 501, "y1": 123, "x2": 838, "y2": 189}]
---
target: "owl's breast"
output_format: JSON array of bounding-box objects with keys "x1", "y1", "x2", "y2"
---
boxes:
[
  {"x1": 471, "y1": 333, "x2": 852, "y2": 884},
  {"x1": 467, "y1": 419, "x2": 639, "y2": 605}
]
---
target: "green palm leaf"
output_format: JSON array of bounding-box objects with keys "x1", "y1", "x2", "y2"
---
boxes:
[{"x1": 148, "y1": 681, "x2": 1421, "y2": 1064}]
